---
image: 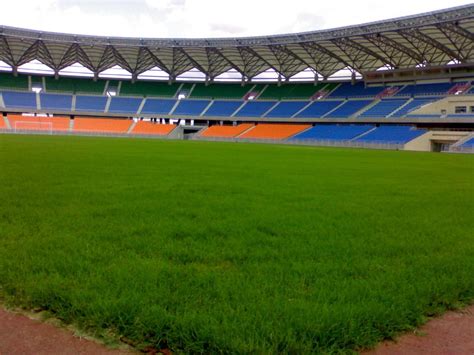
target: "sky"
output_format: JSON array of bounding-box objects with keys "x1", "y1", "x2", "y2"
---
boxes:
[{"x1": 1, "y1": 0, "x2": 473, "y2": 39}]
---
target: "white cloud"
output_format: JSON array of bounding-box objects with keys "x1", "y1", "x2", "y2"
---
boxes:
[{"x1": 0, "y1": 0, "x2": 471, "y2": 38}]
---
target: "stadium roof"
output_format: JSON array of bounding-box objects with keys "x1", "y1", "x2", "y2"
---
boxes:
[{"x1": 0, "y1": 5, "x2": 473, "y2": 81}]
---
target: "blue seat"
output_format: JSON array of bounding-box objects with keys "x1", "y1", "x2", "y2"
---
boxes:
[
  {"x1": 173, "y1": 100, "x2": 210, "y2": 116},
  {"x1": 108, "y1": 97, "x2": 142, "y2": 114},
  {"x1": 391, "y1": 98, "x2": 437, "y2": 117},
  {"x1": 396, "y1": 83, "x2": 454, "y2": 97},
  {"x1": 359, "y1": 99, "x2": 408, "y2": 118},
  {"x1": 2, "y1": 91, "x2": 37, "y2": 109},
  {"x1": 290, "y1": 124, "x2": 374, "y2": 140},
  {"x1": 460, "y1": 137, "x2": 474, "y2": 147},
  {"x1": 329, "y1": 82, "x2": 384, "y2": 98},
  {"x1": 75, "y1": 95, "x2": 108, "y2": 112},
  {"x1": 295, "y1": 100, "x2": 343, "y2": 118},
  {"x1": 141, "y1": 98, "x2": 176, "y2": 115},
  {"x1": 326, "y1": 100, "x2": 373, "y2": 118},
  {"x1": 265, "y1": 101, "x2": 308, "y2": 118},
  {"x1": 235, "y1": 101, "x2": 277, "y2": 117},
  {"x1": 204, "y1": 101, "x2": 242, "y2": 117},
  {"x1": 40, "y1": 93, "x2": 72, "y2": 110},
  {"x1": 356, "y1": 126, "x2": 426, "y2": 143}
]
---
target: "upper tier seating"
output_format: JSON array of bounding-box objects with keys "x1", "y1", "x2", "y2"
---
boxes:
[
  {"x1": 204, "y1": 101, "x2": 243, "y2": 117},
  {"x1": 8, "y1": 115, "x2": 70, "y2": 131},
  {"x1": 120, "y1": 81, "x2": 181, "y2": 97},
  {"x1": 173, "y1": 100, "x2": 211, "y2": 116},
  {"x1": 45, "y1": 76, "x2": 105, "y2": 94},
  {"x1": 2, "y1": 91, "x2": 37, "y2": 109},
  {"x1": 190, "y1": 83, "x2": 251, "y2": 99},
  {"x1": 295, "y1": 100, "x2": 343, "y2": 118},
  {"x1": 40, "y1": 93, "x2": 73, "y2": 110},
  {"x1": 75, "y1": 95, "x2": 108, "y2": 112},
  {"x1": 200, "y1": 123, "x2": 254, "y2": 138},
  {"x1": 141, "y1": 98, "x2": 177, "y2": 115},
  {"x1": 239, "y1": 124, "x2": 311, "y2": 139},
  {"x1": 235, "y1": 101, "x2": 277, "y2": 117},
  {"x1": 359, "y1": 99, "x2": 409, "y2": 118},
  {"x1": 0, "y1": 73, "x2": 29, "y2": 90},
  {"x1": 131, "y1": 122, "x2": 176, "y2": 135},
  {"x1": 329, "y1": 82, "x2": 384, "y2": 98},
  {"x1": 108, "y1": 97, "x2": 143, "y2": 114},
  {"x1": 355, "y1": 125, "x2": 426, "y2": 143},
  {"x1": 391, "y1": 98, "x2": 437, "y2": 117},
  {"x1": 259, "y1": 83, "x2": 327, "y2": 100},
  {"x1": 290, "y1": 124, "x2": 374, "y2": 141},
  {"x1": 265, "y1": 101, "x2": 309, "y2": 118},
  {"x1": 396, "y1": 82, "x2": 454, "y2": 97},
  {"x1": 326, "y1": 100, "x2": 373, "y2": 118},
  {"x1": 74, "y1": 117, "x2": 132, "y2": 133}
]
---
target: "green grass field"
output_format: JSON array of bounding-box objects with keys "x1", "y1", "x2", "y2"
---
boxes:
[{"x1": 0, "y1": 134, "x2": 473, "y2": 353}]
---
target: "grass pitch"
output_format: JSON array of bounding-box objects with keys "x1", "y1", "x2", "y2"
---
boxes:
[{"x1": 0, "y1": 134, "x2": 473, "y2": 353}]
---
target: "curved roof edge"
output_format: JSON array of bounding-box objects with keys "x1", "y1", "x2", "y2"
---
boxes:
[{"x1": 0, "y1": 5, "x2": 472, "y2": 46}]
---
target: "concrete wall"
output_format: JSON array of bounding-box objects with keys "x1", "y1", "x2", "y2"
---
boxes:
[
  {"x1": 404, "y1": 130, "x2": 470, "y2": 151},
  {"x1": 412, "y1": 95, "x2": 474, "y2": 115}
]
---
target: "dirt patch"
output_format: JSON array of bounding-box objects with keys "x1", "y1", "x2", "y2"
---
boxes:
[
  {"x1": 365, "y1": 305, "x2": 474, "y2": 354},
  {"x1": 0, "y1": 308, "x2": 135, "y2": 354}
]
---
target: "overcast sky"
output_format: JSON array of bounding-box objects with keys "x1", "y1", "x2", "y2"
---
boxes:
[{"x1": 1, "y1": 0, "x2": 472, "y2": 38}]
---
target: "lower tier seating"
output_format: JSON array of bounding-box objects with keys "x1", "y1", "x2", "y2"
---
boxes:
[
  {"x1": 290, "y1": 125, "x2": 374, "y2": 141},
  {"x1": 460, "y1": 137, "x2": 474, "y2": 147},
  {"x1": 355, "y1": 125, "x2": 426, "y2": 143},
  {"x1": 74, "y1": 117, "x2": 132, "y2": 133},
  {"x1": 200, "y1": 124, "x2": 254, "y2": 138},
  {"x1": 7, "y1": 115, "x2": 70, "y2": 131},
  {"x1": 239, "y1": 124, "x2": 311, "y2": 139},
  {"x1": 131, "y1": 122, "x2": 176, "y2": 135},
  {"x1": 0, "y1": 116, "x2": 6, "y2": 129}
]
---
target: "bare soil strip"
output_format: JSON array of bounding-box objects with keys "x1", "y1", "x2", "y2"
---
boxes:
[{"x1": 366, "y1": 305, "x2": 474, "y2": 355}]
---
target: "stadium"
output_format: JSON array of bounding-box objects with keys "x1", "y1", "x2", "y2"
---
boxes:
[{"x1": 0, "y1": 2, "x2": 473, "y2": 354}]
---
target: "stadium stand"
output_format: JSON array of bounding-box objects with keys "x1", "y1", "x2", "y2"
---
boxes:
[
  {"x1": 131, "y1": 122, "x2": 176, "y2": 135},
  {"x1": 295, "y1": 100, "x2": 343, "y2": 118},
  {"x1": 45, "y1": 76, "x2": 106, "y2": 94},
  {"x1": 74, "y1": 117, "x2": 132, "y2": 133},
  {"x1": 235, "y1": 101, "x2": 277, "y2": 117},
  {"x1": 40, "y1": 93, "x2": 73, "y2": 111},
  {"x1": 460, "y1": 137, "x2": 474, "y2": 147},
  {"x1": 259, "y1": 83, "x2": 327, "y2": 100},
  {"x1": 391, "y1": 98, "x2": 438, "y2": 117},
  {"x1": 108, "y1": 97, "x2": 143, "y2": 114},
  {"x1": 204, "y1": 101, "x2": 243, "y2": 117},
  {"x1": 396, "y1": 82, "x2": 455, "y2": 97},
  {"x1": 329, "y1": 82, "x2": 384, "y2": 98},
  {"x1": 173, "y1": 100, "x2": 211, "y2": 116},
  {"x1": 326, "y1": 100, "x2": 373, "y2": 118},
  {"x1": 0, "y1": 72, "x2": 29, "y2": 90},
  {"x1": 239, "y1": 124, "x2": 311, "y2": 139},
  {"x1": 359, "y1": 99, "x2": 409, "y2": 118},
  {"x1": 200, "y1": 123, "x2": 254, "y2": 138},
  {"x1": 8, "y1": 114, "x2": 70, "y2": 131},
  {"x1": 265, "y1": 101, "x2": 309, "y2": 118},
  {"x1": 0, "y1": 116, "x2": 6, "y2": 129},
  {"x1": 190, "y1": 83, "x2": 251, "y2": 99},
  {"x1": 2, "y1": 91, "x2": 37, "y2": 109},
  {"x1": 120, "y1": 81, "x2": 181, "y2": 97},
  {"x1": 75, "y1": 95, "x2": 108, "y2": 112},
  {"x1": 355, "y1": 125, "x2": 426, "y2": 143},
  {"x1": 140, "y1": 98, "x2": 177, "y2": 115},
  {"x1": 290, "y1": 124, "x2": 374, "y2": 141}
]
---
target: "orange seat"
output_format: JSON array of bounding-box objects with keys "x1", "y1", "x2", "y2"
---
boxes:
[
  {"x1": 131, "y1": 122, "x2": 176, "y2": 135},
  {"x1": 8, "y1": 114, "x2": 70, "y2": 131},
  {"x1": 200, "y1": 123, "x2": 254, "y2": 138},
  {"x1": 74, "y1": 117, "x2": 132, "y2": 133},
  {"x1": 238, "y1": 124, "x2": 311, "y2": 140},
  {"x1": 0, "y1": 116, "x2": 6, "y2": 129}
]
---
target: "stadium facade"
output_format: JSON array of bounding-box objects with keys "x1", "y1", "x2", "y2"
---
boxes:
[{"x1": 0, "y1": 5, "x2": 473, "y2": 152}]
